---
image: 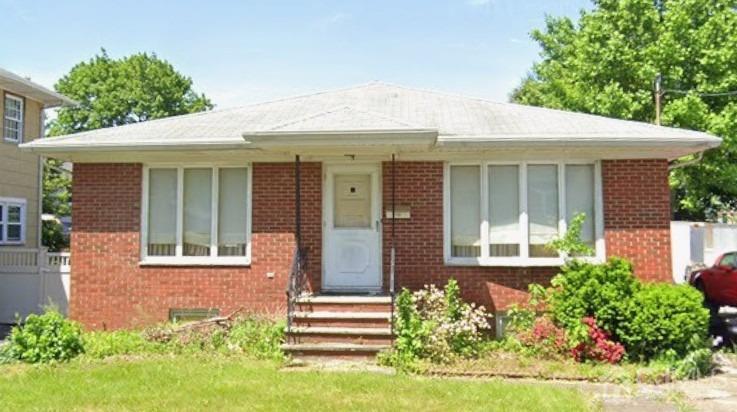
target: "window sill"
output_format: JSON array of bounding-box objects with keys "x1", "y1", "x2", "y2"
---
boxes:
[
  {"x1": 445, "y1": 256, "x2": 603, "y2": 267},
  {"x1": 139, "y1": 257, "x2": 251, "y2": 267},
  {"x1": 3, "y1": 138, "x2": 20, "y2": 144}
]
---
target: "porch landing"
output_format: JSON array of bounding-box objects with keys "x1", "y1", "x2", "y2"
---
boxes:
[{"x1": 282, "y1": 295, "x2": 393, "y2": 360}]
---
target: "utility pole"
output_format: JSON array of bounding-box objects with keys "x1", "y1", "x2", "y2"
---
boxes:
[{"x1": 654, "y1": 73, "x2": 663, "y2": 126}]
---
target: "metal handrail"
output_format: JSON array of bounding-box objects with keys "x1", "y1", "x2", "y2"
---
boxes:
[{"x1": 285, "y1": 246, "x2": 307, "y2": 340}]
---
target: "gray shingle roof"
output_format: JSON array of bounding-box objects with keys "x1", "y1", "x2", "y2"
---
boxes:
[
  {"x1": 0, "y1": 67, "x2": 76, "y2": 108},
  {"x1": 22, "y1": 82, "x2": 720, "y2": 151}
]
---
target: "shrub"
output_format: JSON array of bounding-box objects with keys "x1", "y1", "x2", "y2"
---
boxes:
[
  {"x1": 226, "y1": 316, "x2": 286, "y2": 361},
  {"x1": 7, "y1": 308, "x2": 84, "y2": 363},
  {"x1": 617, "y1": 283, "x2": 709, "y2": 360},
  {"x1": 547, "y1": 213, "x2": 594, "y2": 257},
  {"x1": 570, "y1": 317, "x2": 625, "y2": 364},
  {"x1": 549, "y1": 257, "x2": 638, "y2": 337},
  {"x1": 83, "y1": 330, "x2": 162, "y2": 359},
  {"x1": 382, "y1": 279, "x2": 491, "y2": 367},
  {"x1": 515, "y1": 315, "x2": 569, "y2": 359}
]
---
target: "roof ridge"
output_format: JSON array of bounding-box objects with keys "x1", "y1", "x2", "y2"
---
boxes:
[{"x1": 262, "y1": 104, "x2": 424, "y2": 131}]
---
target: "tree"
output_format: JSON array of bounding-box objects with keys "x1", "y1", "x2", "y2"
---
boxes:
[
  {"x1": 50, "y1": 50, "x2": 213, "y2": 135},
  {"x1": 512, "y1": 0, "x2": 737, "y2": 221},
  {"x1": 42, "y1": 50, "x2": 213, "y2": 247}
]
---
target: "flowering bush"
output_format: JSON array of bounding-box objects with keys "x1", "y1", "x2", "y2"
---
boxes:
[
  {"x1": 516, "y1": 315, "x2": 569, "y2": 359},
  {"x1": 381, "y1": 279, "x2": 491, "y2": 367},
  {"x1": 570, "y1": 317, "x2": 625, "y2": 364}
]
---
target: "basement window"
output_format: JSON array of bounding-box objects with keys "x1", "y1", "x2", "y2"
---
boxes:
[
  {"x1": 141, "y1": 165, "x2": 251, "y2": 265},
  {"x1": 169, "y1": 308, "x2": 220, "y2": 323},
  {"x1": 444, "y1": 161, "x2": 604, "y2": 267}
]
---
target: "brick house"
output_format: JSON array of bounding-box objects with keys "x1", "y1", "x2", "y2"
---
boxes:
[{"x1": 22, "y1": 83, "x2": 720, "y2": 356}]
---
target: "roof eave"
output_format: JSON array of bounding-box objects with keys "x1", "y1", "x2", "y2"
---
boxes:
[
  {"x1": 0, "y1": 69, "x2": 78, "y2": 108},
  {"x1": 20, "y1": 139, "x2": 252, "y2": 154}
]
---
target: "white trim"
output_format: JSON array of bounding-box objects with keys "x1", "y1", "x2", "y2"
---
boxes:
[
  {"x1": 443, "y1": 160, "x2": 605, "y2": 267},
  {"x1": 4, "y1": 93, "x2": 24, "y2": 143},
  {"x1": 0, "y1": 197, "x2": 27, "y2": 245},
  {"x1": 140, "y1": 163, "x2": 252, "y2": 266}
]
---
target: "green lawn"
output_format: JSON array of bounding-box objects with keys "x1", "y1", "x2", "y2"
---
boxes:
[{"x1": 0, "y1": 356, "x2": 594, "y2": 411}]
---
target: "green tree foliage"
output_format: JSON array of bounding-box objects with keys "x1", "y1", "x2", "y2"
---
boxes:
[
  {"x1": 49, "y1": 49, "x2": 213, "y2": 135},
  {"x1": 512, "y1": 0, "x2": 737, "y2": 220},
  {"x1": 41, "y1": 50, "x2": 213, "y2": 247}
]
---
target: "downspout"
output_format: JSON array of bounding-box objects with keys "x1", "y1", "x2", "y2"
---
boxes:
[
  {"x1": 295, "y1": 154, "x2": 301, "y2": 249},
  {"x1": 390, "y1": 153, "x2": 396, "y2": 341},
  {"x1": 668, "y1": 151, "x2": 704, "y2": 171}
]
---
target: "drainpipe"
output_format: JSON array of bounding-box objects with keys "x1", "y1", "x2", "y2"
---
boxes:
[
  {"x1": 669, "y1": 151, "x2": 704, "y2": 171},
  {"x1": 295, "y1": 154, "x2": 301, "y2": 249}
]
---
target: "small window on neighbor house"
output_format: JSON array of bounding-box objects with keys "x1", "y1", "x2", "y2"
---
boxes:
[
  {"x1": 0, "y1": 198, "x2": 25, "y2": 244},
  {"x1": 144, "y1": 166, "x2": 251, "y2": 263},
  {"x1": 4, "y1": 94, "x2": 24, "y2": 143}
]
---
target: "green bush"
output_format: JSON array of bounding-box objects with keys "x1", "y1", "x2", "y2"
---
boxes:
[
  {"x1": 381, "y1": 279, "x2": 490, "y2": 368},
  {"x1": 549, "y1": 258, "x2": 638, "y2": 338},
  {"x1": 617, "y1": 284, "x2": 709, "y2": 360},
  {"x1": 83, "y1": 330, "x2": 163, "y2": 359},
  {"x1": 226, "y1": 317, "x2": 286, "y2": 361},
  {"x1": 7, "y1": 308, "x2": 84, "y2": 363}
]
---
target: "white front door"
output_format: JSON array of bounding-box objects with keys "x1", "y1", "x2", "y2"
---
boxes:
[{"x1": 323, "y1": 164, "x2": 382, "y2": 291}]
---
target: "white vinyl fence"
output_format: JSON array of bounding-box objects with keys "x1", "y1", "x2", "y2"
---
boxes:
[
  {"x1": 671, "y1": 221, "x2": 737, "y2": 284},
  {"x1": 0, "y1": 248, "x2": 70, "y2": 324}
]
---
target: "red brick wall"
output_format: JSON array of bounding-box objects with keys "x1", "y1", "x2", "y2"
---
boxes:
[
  {"x1": 381, "y1": 160, "x2": 672, "y2": 312},
  {"x1": 71, "y1": 159, "x2": 671, "y2": 328},
  {"x1": 601, "y1": 159, "x2": 672, "y2": 281},
  {"x1": 381, "y1": 162, "x2": 557, "y2": 313},
  {"x1": 70, "y1": 162, "x2": 321, "y2": 330}
]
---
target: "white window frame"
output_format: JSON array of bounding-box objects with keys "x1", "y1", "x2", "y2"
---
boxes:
[
  {"x1": 444, "y1": 160, "x2": 605, "y2": 267},
  {"x1": 0, "y1": 197, "x2": 27, "y2": 245},
  {"x1": 4, "y1": 93, "x2": 24, "y2": 143},
  {"x1": 140, "y1": 164, "x2": 252, "y2": 266}
]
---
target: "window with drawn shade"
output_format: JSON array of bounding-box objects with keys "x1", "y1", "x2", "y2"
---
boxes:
[
  {"x1": 488, "y1": 165, "x2": 520, "y2": 257},
  {"x1": 145, "y1": 166, "x2": 250, "y2": 262},
  {"x1": 447, "y1": 162, "x2": 599, "y2": 264},
  {"x1": 450, "y1": 166, "x2": 481, "y2": 257}
]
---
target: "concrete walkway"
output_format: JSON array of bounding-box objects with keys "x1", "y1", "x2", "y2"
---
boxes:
[{"x1": 560, "y1": 353, "x2": 737, "y2": 411}]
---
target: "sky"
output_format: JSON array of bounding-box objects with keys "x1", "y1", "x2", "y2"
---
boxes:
[{"x1": 2, "y1": 0, "x2": 590, "y2": 109}]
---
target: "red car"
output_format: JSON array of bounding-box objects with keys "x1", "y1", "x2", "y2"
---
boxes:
[{"x1": 689, "y1": 252, "x2": 737, "y2": 310}]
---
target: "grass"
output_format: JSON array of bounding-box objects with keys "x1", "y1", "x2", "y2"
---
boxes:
[{"x1": 0, "y1": 355, "x2": 594, "y2": 411}]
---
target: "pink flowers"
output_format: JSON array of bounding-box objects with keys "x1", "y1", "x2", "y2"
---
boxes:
[
  {"x1": 517, "y1": 316, "x2": 569, "y2": 358},
  {"x1": 571, "y1": 317, "x2": 625, "y2": 364}
]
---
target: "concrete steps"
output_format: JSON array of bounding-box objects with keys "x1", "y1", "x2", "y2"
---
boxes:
[{"x1": 283, "y1": 295, "x2": 393, "y2": 359}]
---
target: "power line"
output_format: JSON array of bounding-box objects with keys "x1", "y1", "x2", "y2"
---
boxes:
[{"x1": 664, "y1": 88, "x2": 737, "y2": 97}]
